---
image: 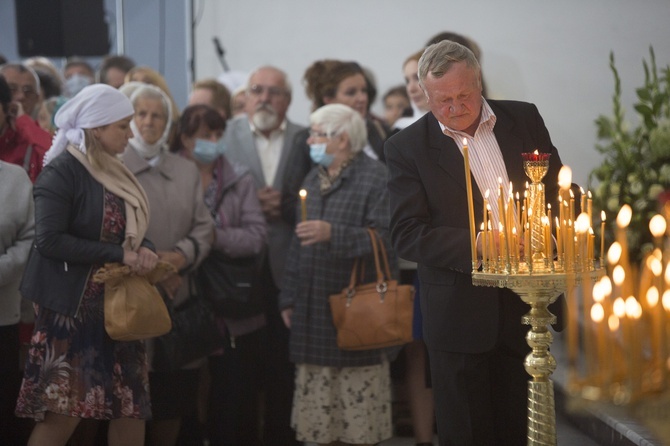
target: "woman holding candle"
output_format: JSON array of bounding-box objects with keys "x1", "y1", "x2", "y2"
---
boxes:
[
  {"x1": 171, "y1": 104, "x2": 267, "y2": 445},
  {"x1": 279, "y1": 104, "x2": 400, "y2": 445}
]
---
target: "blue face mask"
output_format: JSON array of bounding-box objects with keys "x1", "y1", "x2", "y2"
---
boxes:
[
  {"x1": 309, "y1": 143, "x2": 334, "y2": 167},
  {"x1": 64, "y1": 74, "x2": 92, "y2": 98},
  {"x1": 193, "y1": 138, "x2": 226, "y2": 164}
]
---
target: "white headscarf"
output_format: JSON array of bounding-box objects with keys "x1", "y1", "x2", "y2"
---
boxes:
[
  {"x1": 44, "y1": 84, "x2": 135, "y2": 166},
  {"x1": 127, "y1": 83, "x2": 173, "y2": 160}
]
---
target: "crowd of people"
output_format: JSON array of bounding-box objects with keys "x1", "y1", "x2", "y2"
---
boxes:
[{"x1": 1, "y1": 29, "x2": 574, "y2": 446}]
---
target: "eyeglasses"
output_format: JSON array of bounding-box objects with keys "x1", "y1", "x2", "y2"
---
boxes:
[
  {"x1": 8, "y1": 84, "x2": 38, "y2": 99},
  {"x1": 248, "y1": 84, "x2": 288, "y2": 98},
  {"x1": 309, "y1": 130, "x2": 330, "y2": 139}
]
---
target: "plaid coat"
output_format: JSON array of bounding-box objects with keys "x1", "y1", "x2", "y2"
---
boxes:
[{"x1": 279, "y1": 153, "x2": 401, "y2": 367}]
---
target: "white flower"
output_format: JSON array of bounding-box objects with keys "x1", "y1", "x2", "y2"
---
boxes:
[{"x1": 630, "y1": 181, "x2": 644, "y2": 195}]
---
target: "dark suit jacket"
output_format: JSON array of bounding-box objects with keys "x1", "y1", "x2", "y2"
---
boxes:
[{"x1": 385, "y1": 100, "x2": 566, "y2": 355}]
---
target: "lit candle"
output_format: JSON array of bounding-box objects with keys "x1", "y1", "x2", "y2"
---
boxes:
[
  {"x1": 600, "y1": 211, "x2": 606, "y2": 266},
  {"x1": 483, "y1": 190, "x2": 489, "y2": 269},
  {"x1": 462, "y1": 138, "x2": 477, "y2": 268},
  {"x1": 299, "y1": 189, "x2": 307, "y2": 222}
]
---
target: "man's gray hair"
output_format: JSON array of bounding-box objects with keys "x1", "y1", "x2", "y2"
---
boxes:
[
  {"x1": 418, "y1": 40, "x2": 481, "y2": 90},
  {"x1": 246, "y1": 65, "x2": 292, "y2": 97},
  {"x1": 0, "y1": 62, "x2": 41, "y2": 92},
  {"x1": 310, "y1": 103, "x2": 367, "y2": 154}
]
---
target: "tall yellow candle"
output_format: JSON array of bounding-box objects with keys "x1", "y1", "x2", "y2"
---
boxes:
[
  {"x1": 462, "y1": 138, "x2": 477, "y2": 268},
  {"x1": 299, "y1": 189, "x2": 308, "y2": 222},
  {"x1": 600, "y1": 211, "x2": 606, "y2": 264}
]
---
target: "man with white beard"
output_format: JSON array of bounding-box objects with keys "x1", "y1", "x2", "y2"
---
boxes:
[{"x1": 215, "y1": 65, "x2": 304, "y2": 446}]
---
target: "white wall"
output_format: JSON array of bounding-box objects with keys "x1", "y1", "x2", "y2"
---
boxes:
[{"x1": 191, "y1": 0, "x2": 670, "y2": 186}]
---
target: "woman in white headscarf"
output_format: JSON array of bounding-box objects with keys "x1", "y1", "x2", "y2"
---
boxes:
[
  {"x1": 122, "y1": 83, "x2": 214, "y2": 446},
  {"x1": 15, "y1": 84, "x2": 158, "y2": 446}
]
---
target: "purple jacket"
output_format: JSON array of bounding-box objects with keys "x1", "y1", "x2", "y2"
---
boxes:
[{"x1": 207, "y1": 155, "x2": 268, "y2": 336}]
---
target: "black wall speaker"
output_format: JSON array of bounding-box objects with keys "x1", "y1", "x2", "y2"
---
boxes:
[{"x1": 15, "y1": 0, "x2": 110, "y2": 57}]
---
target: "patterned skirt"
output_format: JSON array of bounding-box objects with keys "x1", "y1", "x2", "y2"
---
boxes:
[
  {"x1": 15, "y1": 192, "x2": 151, "y2": 421},
  {"x1": 291, "y1": 360, "x2": 392, "y2": 444}
]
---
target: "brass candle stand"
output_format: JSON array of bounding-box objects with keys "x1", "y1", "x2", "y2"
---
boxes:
[{"x1": 470, "y1": 153, "x2": 604, "y2": 445}]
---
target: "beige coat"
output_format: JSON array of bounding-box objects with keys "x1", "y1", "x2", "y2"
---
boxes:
[{"x1": 123, "y1": 148, "x2": 214, "y2": 307}]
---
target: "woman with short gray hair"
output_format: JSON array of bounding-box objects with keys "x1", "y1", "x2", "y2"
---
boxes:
[{"x1": 279, "y1": 103, "x2": 400, "y2": 446}]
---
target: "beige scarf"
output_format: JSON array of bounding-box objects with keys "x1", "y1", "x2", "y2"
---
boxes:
[{"x1": 67, "y1": 145, "x2": 150, "y2": 251}]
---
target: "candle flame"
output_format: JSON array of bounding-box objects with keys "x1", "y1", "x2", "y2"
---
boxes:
[
  {"x1": 575, "y1": 212, "x2": 590, "y2": 234},
  {"x1": 462, "y1": 137, "x2": 468, "y2": 146},
  {"x1": 625, "y1": 296, "x2": 639, "y2": 318},
  {"x1": 607, "y1": 242, "x2": 622, "y2": 265},
  {"x1": 485, "y1": 189, "x2": 490, "y2": 199},
  {"x1": 613, "y1": 297, "x2": 626, "y2": 318},
  {"x1": 558, "y1": 165, "x2": 572, "y2": 190},
  {"x1": 299, "y1": 189, "x2": 307, "y2": 198},
  {"x1": 649, "y1": 214, "x2": 666, "y2": 237},
  {"x1": 591, "y1": 303, "x2": 604, "y2": 323},
  {"x1": 608, "y1": 314, "x2": 620, "y2": 332},
  {"x1": 616, "y1": 204, "x2": 632, "y2": 228},
  {"x1": 599, "y1": 276, "x2": 612, "y2": 297},
  {"x1": 613, "y1": 265, "x2": 626, "y2": 286},
  {"x1": 601, "y1": 210, "x2": 606, "y2": 222},
  {"x1": 650, "y1": 256, "x2": 663, "y2": 277},
  {"x1": 663, "y1": 290, "x2": 670, "y2": 311},
  {"x1": 592, "y1": 281, "x2": 604, "y2": 303},
  {"x1": 647, "y1": 286, "x2": 659, "y2": 308}
]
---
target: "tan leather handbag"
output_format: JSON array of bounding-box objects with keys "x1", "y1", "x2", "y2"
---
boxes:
[{"x1": 329, "y1": 228, "x2": 414, "y2": 351}]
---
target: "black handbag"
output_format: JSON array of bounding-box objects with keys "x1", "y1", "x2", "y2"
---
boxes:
[
  {"x1": 198, "y1": 249, "x2": 265, "y2": 319},
  {"x1": 197, "y1": 181, "x2": 266, "y2": 319},
  {"x1": 153, "y1": 275, "x2": 223, "y2": 371}
]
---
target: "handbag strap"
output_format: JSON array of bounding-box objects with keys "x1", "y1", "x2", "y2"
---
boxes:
[
  {"x1": 372, "y1": 229, "x2": 393, "y2": 281},
  {"x1": 345, "y1": 228, "x2": 391, "y2": 292}
]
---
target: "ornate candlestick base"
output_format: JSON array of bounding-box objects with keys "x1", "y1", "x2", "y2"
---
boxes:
[{"x1": 473, "y1": 270, "x2": 601, "y2": 446}]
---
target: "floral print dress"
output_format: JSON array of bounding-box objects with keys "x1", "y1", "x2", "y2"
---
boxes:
[{"x1": 15, "y1": 192, "x2": 151, "y2": 421}]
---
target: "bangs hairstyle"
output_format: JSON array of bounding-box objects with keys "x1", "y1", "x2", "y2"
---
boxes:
[
  {"x1": 418, "y1": 40, "x2": 480, "y2": 89},
  {"x1": 310, "y1": 103, "x2": 367, "y2": 154},
  {"x1": 170, "y1": 104, "x2": 226, "y2": 152}
]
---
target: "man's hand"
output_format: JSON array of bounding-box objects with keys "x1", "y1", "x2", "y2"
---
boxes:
[{"x1": 257, "y1": 186, "x2": 282, "y2": 222}]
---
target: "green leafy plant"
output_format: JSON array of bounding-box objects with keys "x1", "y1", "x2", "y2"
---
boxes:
[{"x1": 589, "y1": 47, "x2": 670, "y2": 262}]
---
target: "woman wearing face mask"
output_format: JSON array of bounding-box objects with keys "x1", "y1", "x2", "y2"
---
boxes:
[
  {"x1": 171, "y1": 104, "x2": 267, "y2": 446},
  {"x1": 122, "y1": 85, "x2": 215, "y2": 446},
  {"x1": 279, "y1": 104, "x2": 400, "y2": 446},
  {"x1": 281, "y1": 60, "x2": 391, "y2": 227}
]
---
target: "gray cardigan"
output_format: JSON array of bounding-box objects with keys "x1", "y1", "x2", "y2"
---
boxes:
[{"x1": 0, "y1": 162, "x2": 34, "y2": 326}]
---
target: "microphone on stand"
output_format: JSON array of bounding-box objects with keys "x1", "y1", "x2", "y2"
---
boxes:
[{"x1": 213, "y1": 37, "x2": 230, "y2": 72}]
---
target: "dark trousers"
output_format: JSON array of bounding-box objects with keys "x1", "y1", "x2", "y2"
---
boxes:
[
  {"x1": 206, "y1": 326, "x2": 298, "y2": 446},
  {"x1": 427, "y1": 294, "x2": 531, "y2": 446},
  {"x1": 1, "y1": 323, "x2": 32, "y2": 446},
  {"x1": 206, "y1": 259, "x2": 298, "y2": 446}
]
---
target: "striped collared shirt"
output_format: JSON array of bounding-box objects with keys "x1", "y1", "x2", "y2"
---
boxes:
[{"x1": 439, "y1": 99, "x2": 512, "y2": 229}]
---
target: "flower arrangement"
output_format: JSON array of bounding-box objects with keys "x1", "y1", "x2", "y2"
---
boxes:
[{"x1": 589, "y1": 47, "x2": 670, "y2": 262}]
